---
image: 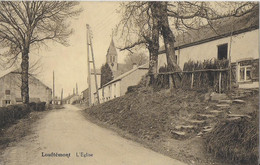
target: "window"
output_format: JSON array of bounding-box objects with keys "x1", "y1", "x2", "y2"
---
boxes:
[
  {"x1": 239, "y1": 65, "x2": 252, "y2": 82},
  {"x1": 218, "y1": 44, "x2": 228, "y2": 60},
  {"x1": 5, "y1": 90, "x2": 10, "y2": 95},
  {"x1": 113, "y1": 56, "x2": 115, "y2": 62},
  {"x1": 3, "y1": 100, "x2": 11, "y2": 106}
]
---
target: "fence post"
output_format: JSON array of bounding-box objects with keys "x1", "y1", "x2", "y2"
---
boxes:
[
  {"x1": 169, "y1": 74, "x2": 174, "y2": 89},
  {"x1": 219, "y1": 72, "x2": 222, "y2": 93},
  {"x1": 191, "y1": 73, "x2": 194, "y2": 89}
]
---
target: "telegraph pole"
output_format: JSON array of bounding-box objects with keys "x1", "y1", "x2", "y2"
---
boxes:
[
  {"x1": 61, "y1": 88, "x2": 63, "y2": 105},
  {"x1": 86, "y1": 24, "x2": 100, "y2": 105},
  {"x1": 53, "y1": 71, "x2": 55, "y2": 104},
  {"x1": 86, "y1": 24, "x2": 92, "y2": 106},
  {"x1": 89, "y1": 28, "x2": 100, "y2": 105}
]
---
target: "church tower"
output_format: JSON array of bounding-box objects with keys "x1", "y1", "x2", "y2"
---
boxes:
[{"x1": 106, "y1": 38, "x2": 118, "y2": 72}]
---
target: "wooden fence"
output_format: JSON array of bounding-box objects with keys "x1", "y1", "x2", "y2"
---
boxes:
[{"x1": 151, "y1": 68, "x2": 234, "y2": 93}]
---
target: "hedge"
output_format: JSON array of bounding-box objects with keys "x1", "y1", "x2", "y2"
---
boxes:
[{"x1": 0, "y1": 102, "x2": 46, "y2": 128}]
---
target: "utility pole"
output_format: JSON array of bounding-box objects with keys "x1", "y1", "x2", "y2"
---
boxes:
[
  {"x1": 53, "y1": 71, "x2": 55, "y2": 104},
  {"x1": 89, "y1": 26, "x2": 100, "y2": 105},
  {"x1": 61, "y1": 88, "x2": 63, "y2": 105},
  {"x1": 86, "y1": 24, "x2": 92, "y2": 106},
  {"x1": 76, "y1": 83, "x2": 78, "y2": 95},
  {"x1": 86, "y1": 24, "x2": 100, "y2": 106}
]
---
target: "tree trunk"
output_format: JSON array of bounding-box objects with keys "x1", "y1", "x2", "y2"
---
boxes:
[
  {"x1": 160, "y1": 2, "x2": 182, "y2": 88},
  {"x1": 160, "y1": 2, "x2": 182, "y2": 72},
  {"x1": 149, "y1": 2, "x2": 161, "y2": 85},
  {"x1": 21, "y1": 48, "x2": 29, "y2": 104}
]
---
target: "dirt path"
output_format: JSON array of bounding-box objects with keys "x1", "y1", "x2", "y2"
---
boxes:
[{"x1": 0, "y1": 105, "x2": 186, "y2": 165}]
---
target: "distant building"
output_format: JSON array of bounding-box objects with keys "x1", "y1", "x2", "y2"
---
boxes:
[
  {"x1": 81, "y1": 88, "x2": 89, "y2": 101},
  {"x1": 94, "y1": 63, "x2": 149, "y2": 104},
  {"x1": 63, "y1": 94, "x2": 81, "y2": 104},
  {"x1": 105, "y1": 38, "x2": 129, "y2": 78},
  {"x1": 158, "y1": 10, "x2": 259, "y2": 89},
  {"x1": 0, "y1": 69, "x2": 52, "y2": 107},
  {"x1": 89, "y1": 38, "x2": 131, "y2": 105}
]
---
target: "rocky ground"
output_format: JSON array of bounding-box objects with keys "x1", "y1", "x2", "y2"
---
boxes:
[{"x1": 82, "y1": 87, "x2": 259, "y2": 165}]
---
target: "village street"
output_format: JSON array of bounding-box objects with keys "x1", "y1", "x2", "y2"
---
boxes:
[{"x1": 1, "y1": 105, "x2": 186, "y2": 165}]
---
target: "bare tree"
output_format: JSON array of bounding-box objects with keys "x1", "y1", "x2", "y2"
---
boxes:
[
  {"x1": 0, "y1": 2, "x2": 81, "y2": 104},
  {"x1": 117, "y1": 1, "x2": 258, "y2": 85},
  {"x1": 124, "y1": 51, "x2": 148, "y2": 71}
]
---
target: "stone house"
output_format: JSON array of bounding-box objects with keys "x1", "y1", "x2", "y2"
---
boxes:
[
  {"x1": 0, "y1": 69, "x2": 52, "y2": 107},
  {"x1": 158, "y1": 9, "x2": 259, "y2": 89},
  {"x1": 94, "y1": 63, "x2": 149, "y2": 104}
]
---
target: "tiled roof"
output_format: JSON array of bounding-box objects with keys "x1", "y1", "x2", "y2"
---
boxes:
[
  {"x1": 0, "y1": 68, "x2": 51, "y2": 90},
  {"x1": 159, "y1": 8, "x2": 259, "y2": 52},
  {"x1": 101, "y1": 63, "x2": 149, "y2": 88}
]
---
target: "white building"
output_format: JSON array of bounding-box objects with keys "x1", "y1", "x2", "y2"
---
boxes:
[
  {"x1": 0, "y1": 69, "x2": 52, "y2": 107},
  {"x1": 94, "y1": 63, "x2": 149, "y2": 104},
  {"x1": 158, "y1": 10, "x2": 259, "y2": 89}
]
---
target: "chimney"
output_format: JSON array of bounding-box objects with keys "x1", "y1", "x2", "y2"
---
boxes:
[{"x1": 132, "y1": 63, "x2": 137, "y2": 69}]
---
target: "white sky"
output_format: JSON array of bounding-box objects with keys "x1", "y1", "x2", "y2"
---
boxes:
[{"x1": 34, "y1": 2, "x2": 126, "y2": 97}]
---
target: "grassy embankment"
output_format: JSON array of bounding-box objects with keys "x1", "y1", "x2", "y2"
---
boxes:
[{"x1": 82, "y1": 86, "x2": 258, "y2": 165}]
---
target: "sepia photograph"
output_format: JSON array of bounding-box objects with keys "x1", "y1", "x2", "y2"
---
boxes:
[{"x1": 0, "y1": 1, "x2": 259, "y2": 165}]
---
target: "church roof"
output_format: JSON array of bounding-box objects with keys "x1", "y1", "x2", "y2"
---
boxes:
[{"x1": 106, "y1": 39, "x2": 118, "y2": 57}]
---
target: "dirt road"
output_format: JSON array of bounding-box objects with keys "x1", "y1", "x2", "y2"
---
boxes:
[{"x1": 0, "y1": 105, "x2": 186, "y2": 165}]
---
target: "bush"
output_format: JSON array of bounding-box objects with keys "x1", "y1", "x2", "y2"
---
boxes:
[
  {"x1": 29, "y1": 102, "x2": 46, "y2": 111},
  {"x1": 126, "y1": 85, "x2": 139, "y2": 94},
  {"x1": 204, "y1": 111, "x2": 258, "y2": 164},
  {"x1": 0, "y1": 104, "x2": 30, "y2": 128}
]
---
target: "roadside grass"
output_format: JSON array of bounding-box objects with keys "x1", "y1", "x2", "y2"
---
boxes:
[
  {"x1": 0, "y1": 111, "x2": 47, "y2": 153},
  {"x1": 82, "y1": 87, "x2": 258, "y2": 165}
]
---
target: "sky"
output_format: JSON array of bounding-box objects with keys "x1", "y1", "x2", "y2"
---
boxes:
[{"x1": 33, "y1": 2, "x2": 126, "y2": 98}]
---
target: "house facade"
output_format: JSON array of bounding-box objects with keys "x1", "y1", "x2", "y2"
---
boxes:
[
  {"x1": 94, "y1": 63, "x2": 149, "y2": 104},
  {"x1": 89, "y1": 38, "x2": 131, "y2": 105},
  {"x1": 158, "y1": 10, "x2": 259, "y2": 89},
  {"x1": 0, "y1": 70, "x2": 52, "y2": 107}
]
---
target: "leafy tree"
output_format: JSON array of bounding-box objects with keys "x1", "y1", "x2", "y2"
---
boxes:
[
  {"x1": 0, "y1": 2, "x2": 81, "y2": 103},
  {"x1": 100, "y1": 63, "x2": 113, "y2": 87}
]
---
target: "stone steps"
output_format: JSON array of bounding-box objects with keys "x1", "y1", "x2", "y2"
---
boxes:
[
  {"x1": 198, "y1": 114, "x2": 216, "y2": 118},
  {"x1": 216, "y1": 104, "x2": 230, "y2": 107},
  {"x1": 175, "y1": 125, "x2": 195, "y2": 130},
  {"x1": 218, "y1": 100, "x2": 232, "y2": 104},
  {"x1": 188, "y1": 119, "x2": 206, "y2": 125},
  {"x1": 227, "y1": 114, "x2": 251, "y2": 119},
  {"x1": 208, "y1": 110, "x2": 222, "y2": 114},
  {"x1": 233, "y1": 99, "x2": 246, "y2": 104},
  {"x1": 170, "y1": 130, "x2": 187, "y2": 139}
]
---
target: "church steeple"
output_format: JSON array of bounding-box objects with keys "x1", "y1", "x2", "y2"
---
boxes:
[{"x1": 106, "y1": 37, "x2": 118, "y2": 72}]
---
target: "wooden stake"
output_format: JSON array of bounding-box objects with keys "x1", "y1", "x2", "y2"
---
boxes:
[
  {"x1": 219, "y1": 72, "x2": 222, "y2": 93},
  {"x1": 191, "y1": 73, "x2": 194, "y2": 89},
  {"x1": 169, "y1": 74, "x2": 174, "y2": 89}
]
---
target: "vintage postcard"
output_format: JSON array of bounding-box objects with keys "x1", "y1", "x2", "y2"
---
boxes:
[{"x1": 0, "y1": 1, "x2": 259, "y2": 165}]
